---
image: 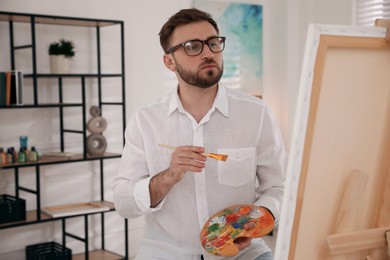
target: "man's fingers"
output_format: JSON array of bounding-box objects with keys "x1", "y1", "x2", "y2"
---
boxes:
[
  {"x1": 173, "y1": 150, "x2": 206, "y2": 162},
  {"x1": 243, "y1": 222, "x2": 256, "y2": 230},
  {"x1": 233, "y1": 237, "x2": 252, "y2": 250},
  {"x1": 176, "y1": 157, "x2": 205, "y2": 167},
  {"x1": 174, "y1": 146, "x2": 206, "y2": 161},
  {"x1": 177, "y1": 145, "x2": 205, "y2": 154}
]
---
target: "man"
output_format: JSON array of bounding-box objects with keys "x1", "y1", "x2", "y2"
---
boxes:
[{"x1": 112, "y1": 8, "x2": 287, "y2": 260}]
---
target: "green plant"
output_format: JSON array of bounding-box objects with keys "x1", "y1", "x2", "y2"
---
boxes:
[{"x1": 48, "y1": 38, "x2": 75, "y2": 58}]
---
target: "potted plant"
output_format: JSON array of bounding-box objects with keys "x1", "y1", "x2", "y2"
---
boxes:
[{"x1": 48, "y1": 38, "x2": 75, "y2": 74}]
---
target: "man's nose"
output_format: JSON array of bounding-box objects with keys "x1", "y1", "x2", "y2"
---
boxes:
[{"x1": 201, "y1": 44, "x2": 214, "y2": 59}]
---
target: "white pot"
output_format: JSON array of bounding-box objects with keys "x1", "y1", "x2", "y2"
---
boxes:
[{"x1": 50, "y1": 55, "x2": 72, "y2": 74}]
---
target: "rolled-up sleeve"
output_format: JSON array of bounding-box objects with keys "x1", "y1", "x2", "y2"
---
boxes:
[
  {"x1": 112, "y1": 112, "x2": 163, "y2": 219},
  {"x1": 255, "y1": 105, "x2": 288, "y2": 224}
]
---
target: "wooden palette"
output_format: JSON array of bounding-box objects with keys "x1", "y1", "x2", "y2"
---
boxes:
[{"x1": 200, "y1": 204, "x2": 274, "y2": 256}]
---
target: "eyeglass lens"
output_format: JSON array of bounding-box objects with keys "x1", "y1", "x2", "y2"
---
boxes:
[{"x1": 183, "y1": 37, "x2": 225, "y2": 56}]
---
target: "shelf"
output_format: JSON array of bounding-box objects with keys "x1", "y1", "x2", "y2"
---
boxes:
[
  {"x1": 73, "y1": 249, "x2": 124, "y2": 260},
  {"x1": 0, "y1": 11, "x2": 122, "y2": 27},
  {"x1": 0, "y1": 103, "x2": 83, "y2": 109},
  {"x1": 24, "y1": 73, "x2": 123, "y2": 78},
  {"x1": 0, "y1": 152, "x2": 121, "y2": 169},
  {"x1": 0, "y1": 201, "x2": 115, "y2": 229},
  {"x1": 0, "y1": 102, "x2": 124, "y2": 109},
  {"x1": 42, "y1": 202, "x2": 111, "y2": 218},
  {"x1": 1, "y1": 10, "x2": 128, "y2": 258}
]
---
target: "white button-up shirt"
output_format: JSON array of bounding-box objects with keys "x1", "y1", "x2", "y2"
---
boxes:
[{"x1": 112, "y1": 86, "x2": 287, "y2": 260}]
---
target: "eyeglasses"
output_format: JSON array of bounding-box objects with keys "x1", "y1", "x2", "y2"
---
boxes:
[{"x1": 167, "y1": 36, "x2": 226, "y2": 56}]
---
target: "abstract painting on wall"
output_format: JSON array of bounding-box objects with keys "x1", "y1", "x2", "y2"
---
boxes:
[{"x1": 194, "y1": 0, "x2": 263, "y2": 95}]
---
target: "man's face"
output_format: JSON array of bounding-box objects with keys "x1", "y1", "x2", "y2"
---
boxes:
[{"x1": 167, "y1": 21, "x2": 224, "y2": 89}]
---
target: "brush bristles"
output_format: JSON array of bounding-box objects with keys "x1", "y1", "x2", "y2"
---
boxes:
[
  {"x1": 208, "y1": 153, "x2": 228, "y2": 161},
  {"x1": 218, "y1": 155, "x2": 228, "y2": 161}
]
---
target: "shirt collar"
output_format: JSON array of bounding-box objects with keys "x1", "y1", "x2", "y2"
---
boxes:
[
  {"x1": 214, "y1": 85, "x2": 229, "y2": 117},
  {"x1": 167, "y1": 85, "x2": 229, "y2": 118},
  {"x1": 167, "y1": 87, "x2": 181, "y2": 116}
]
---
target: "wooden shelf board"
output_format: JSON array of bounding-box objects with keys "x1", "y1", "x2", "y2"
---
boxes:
[
  {"x1": 73, "y1": 249, "x2": 124, "y2": 260},
  {"x1": 41, "y1": 202, "x2": 111, "y2": 218},
  {"x1": 0, "y1": 201, "x2": 115, "y2": 229},
  {"x1": 0, "y1": 13, "x2": 120, "y2": 27},
  {"x1": 0, "y1": 152, "x2": 121, "y2": 169}
]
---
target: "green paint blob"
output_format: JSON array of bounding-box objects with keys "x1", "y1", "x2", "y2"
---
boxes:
[{"x1": 208, "y1": 223, "x2": 220, "y2": 232}]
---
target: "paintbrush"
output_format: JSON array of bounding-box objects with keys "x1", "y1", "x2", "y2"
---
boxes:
[{"x1": 158, "y1": 144, "x2": 228, "y2": 162}]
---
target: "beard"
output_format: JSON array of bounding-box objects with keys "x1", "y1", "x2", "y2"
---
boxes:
[{"x1": 175, "y1": 58, "x2": 224, "y2": 89}]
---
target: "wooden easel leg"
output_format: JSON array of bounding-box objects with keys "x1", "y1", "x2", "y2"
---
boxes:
[{"x1": 375, "y1": 19, "x2": 390, "y2": 42}]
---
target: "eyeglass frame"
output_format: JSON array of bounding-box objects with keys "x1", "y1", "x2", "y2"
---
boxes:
[{"x1": 166, "y1": 36, "x2": 226, "y2": 56}]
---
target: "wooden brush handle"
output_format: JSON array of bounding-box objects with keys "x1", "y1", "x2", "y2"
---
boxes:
[
  {"x1": 159, "y1": 143, "x2": 209, "y2": 156},
  {"x1": 158, "y1": 144, "x2": 227, "y2": 161},
  {"x1": 158, "y1": 144, "x2": 177, "y2": 150}
]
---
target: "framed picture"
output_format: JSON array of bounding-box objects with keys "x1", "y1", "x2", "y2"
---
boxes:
[
  {"x1": 274, "y1": 23, "x2": 390, "y2": 259},
  {"x1": 194, "y1": 0, "x2": 264, "y2": 95}
]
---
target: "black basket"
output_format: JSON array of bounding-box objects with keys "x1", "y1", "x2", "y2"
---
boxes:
[
  {"x1": 26, "y1": 241, "x2": 72, "y2": 260},
  {"x1": 0, "y1": 194, "x2": 26, "y2": 224}
]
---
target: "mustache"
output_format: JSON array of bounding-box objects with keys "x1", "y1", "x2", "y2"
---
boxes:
[
  {"x1": 201, "y1": 59, "x2": 216, "y2": 65},
  {"x1": 199, "y1": 59, "x2": 217, "y2": 69}
]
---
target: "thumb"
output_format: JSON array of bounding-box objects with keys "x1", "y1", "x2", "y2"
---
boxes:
[{"x1": 243, "y1": 221, "x2": 256, "y2": 231}]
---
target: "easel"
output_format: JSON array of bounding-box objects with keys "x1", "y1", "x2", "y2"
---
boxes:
[
  {"x1": 274, "y1": 18, "x2": 390, "y2": 260},
  {"x1": 327, "y1": 172, "x2": 390, "y2": 259},
  {"x1": 327, "y1": 20, "x2": 390, "y2": 258},
  {"x1": 328, "y1": 19, "x2": 390, "y2": 260},
  {"x1": 327, "y1": 170, "x2": 390, "y2": 258}
]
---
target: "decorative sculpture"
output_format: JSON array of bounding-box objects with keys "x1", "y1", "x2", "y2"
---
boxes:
[{"x1": 86, "y1": 106, "x2": 107, "y2": 156}]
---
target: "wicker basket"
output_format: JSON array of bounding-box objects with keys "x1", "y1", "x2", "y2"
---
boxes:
[
  {"x1": 26, "y1": 241, "x2": 72, "y2": 260},
  {"x1": 0, "y1": 194, "x2": 26, "y2": 224}
]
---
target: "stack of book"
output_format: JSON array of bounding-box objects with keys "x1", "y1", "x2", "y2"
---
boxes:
[{"x1": 0, "y1": 70, "x2": 24, "y2": 106}]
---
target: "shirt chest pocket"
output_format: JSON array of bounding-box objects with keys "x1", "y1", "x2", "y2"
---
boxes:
[{"x1": 217, "y1": 147, "x2": 256, "y2": 187}]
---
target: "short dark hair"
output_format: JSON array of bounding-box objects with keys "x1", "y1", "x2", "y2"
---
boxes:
[{"x1": 158, "y1": 8, "x2": 220, "y2": 54}]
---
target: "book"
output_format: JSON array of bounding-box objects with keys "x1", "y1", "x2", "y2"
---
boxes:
[
  {"x1": 5, "y1": 72, "x2": 11, "y2": 106},
  {"x1": 16, "y1": 71, "x2": 23, "y2": 105},
  {"x1": 0, "y1": 72, "x2": 6, "y2": 106},
  {"x1": 0, "y1": 70, "x2": 24, "y2": 106},
  {"x1": 10, "y1": 71, "x2": 23, "y2": 106}
]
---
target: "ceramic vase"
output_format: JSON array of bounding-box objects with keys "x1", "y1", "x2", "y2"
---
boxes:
[{"x1": 50, "y1": 55, "x2": 71, "y2": 74}]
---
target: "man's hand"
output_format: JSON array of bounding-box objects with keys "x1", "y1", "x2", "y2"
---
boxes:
[
  {"x1": 233, "y1": 207, "x2": 274, "y2": 251},
  {"x1": 166, "y1": 145, "x2": 207, "y2": 183},
  {"x1": 150, "y1": 145, "x2": 206, "y2": 207},
  {"x1": 233, "y1": 222, "x2": 256, "y2": 251}
]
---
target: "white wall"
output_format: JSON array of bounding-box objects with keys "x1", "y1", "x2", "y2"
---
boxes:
[
  {"x1": 0, "y1": 0, "x2": 355, "y2": 259},
  {"x1": 286, "y1": 0, "x2": 354, "y2": 144}
]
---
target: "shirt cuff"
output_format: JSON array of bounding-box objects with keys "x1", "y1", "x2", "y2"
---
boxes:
[
  {"x1": 133, "y1": 176, "x2": 164, "y2": 213},
  {"x1": 256, "y1": 196, "x2": 280, "y2": 224}
]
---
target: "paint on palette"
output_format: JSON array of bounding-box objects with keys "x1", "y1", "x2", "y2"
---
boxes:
[{"x1": 200, "y1": 204, "x2": 274, "y2": 257}]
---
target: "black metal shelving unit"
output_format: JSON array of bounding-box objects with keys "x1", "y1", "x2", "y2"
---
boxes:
[{"x1": 0, "y1": 11, "x2": 128, "y2": 259}]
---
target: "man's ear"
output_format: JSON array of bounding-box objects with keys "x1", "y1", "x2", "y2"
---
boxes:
[{"x1": 163, "y1": 54, "x2": 176, "y2": 71}]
